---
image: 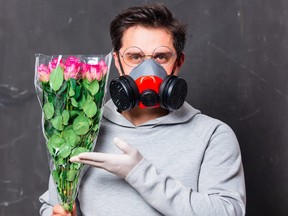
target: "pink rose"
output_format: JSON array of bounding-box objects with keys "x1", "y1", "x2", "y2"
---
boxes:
[
  {"x1": 82, "y1": 63, "x2": 103, "y2": 82},
  {"x1": 99, "y1": 60, "x2": 108, "y2": 76},
  {"x1": 82, "y1": 63, "x2": 99, "y2": 81},
  {"x1": 64, "y1": 56, "x2": 82, "y2": 80},
  {"x1": 38, "y1": 64, "x2": 50, "y2": 82},
  {"x1": 48, "y1": 57, "x2": 64, "y2": 71},
  {"x1": 82, "y1": 61, "x2": 108, "y2": 82},
  {"x1": 81, "y1": 63, "x2": 89, "y2": 79}
]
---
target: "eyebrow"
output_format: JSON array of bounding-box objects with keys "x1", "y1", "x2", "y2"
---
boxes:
[
  {"x1": 125, "y1": 51, "x2": 143, "y2": 55},
  {"x1": 153, "y1": 51, "x2": 172, "y2": 54}
]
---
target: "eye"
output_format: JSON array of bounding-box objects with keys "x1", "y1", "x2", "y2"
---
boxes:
[
  {"x1": 128, "y1": 54, "x2": 142, "y2": 60},
  {"x1": 124, "y1": 53, "x2": 144, "y2": 66},
  {"x1": 153, "y1": 53, "x2": 172, "y2": 64},
  {"x1": 155, "y1": 54, "x2": 168, "y2": 60}
]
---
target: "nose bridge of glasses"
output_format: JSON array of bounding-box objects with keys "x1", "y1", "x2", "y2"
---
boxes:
[{"x1": 143, "y1": 54, "x2": 154, "y2": 60}]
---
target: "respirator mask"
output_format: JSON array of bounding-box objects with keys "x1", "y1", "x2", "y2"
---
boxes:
[{"x1": 109, "y1": 46, "x2": 187, "y2": 111}]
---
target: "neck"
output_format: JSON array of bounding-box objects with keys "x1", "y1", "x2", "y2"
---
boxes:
[{"x1": 121, "y1": 106, "x2": 169, "y2": 126}]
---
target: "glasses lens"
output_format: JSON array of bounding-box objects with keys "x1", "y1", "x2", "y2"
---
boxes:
[
  {"x1": 152, "y1": 47, "x2": 174, "y2": 66},
  {"x1": 123, "y1": 47, "x2": 144, "y2": 67}
]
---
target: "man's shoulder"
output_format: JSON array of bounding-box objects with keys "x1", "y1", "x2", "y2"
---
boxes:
[{"x1": 186, "y1": 109, "x2": 236, "y2": 142}]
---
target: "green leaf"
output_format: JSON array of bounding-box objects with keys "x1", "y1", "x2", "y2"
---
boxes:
[
  {"x1": 44, "y1": 120, "x2": 61, "y2": 139},
  {"x1": 83, "y1": 79, "x2": 90, "y2": 89},
  {"x1": 71, "y1": 97, "x2": 78, "y2": 108},
  {"x1": 68, "y1": 79, "x2": 76, "y2": 97},
  {"x1": 65, "y1": 125, "x2": 73, "y2": 130},
  {"x1": 51, "y1": 116, "x2": 63, "y2": 131},
  {"x1": 94, "y1": 90, "x2": 104, "y2": 106},
  {"x1": 86, "y1": 94, "x2": 93, "y2": 102},
  {"x1": 50, "y1": 66, "x2": 64, "y2": 91},
  {"x1": 74, "y1": 86, "x2": 82, "y2": 99},
  {"x1": 58, "y1": 144, "x2": 71, "y2": 158},
  {"x1": 73, "y1": 115, "x2": 90, "y2": 135},
  {"x1": 52, "y1": 170, "x2": 59, "y2": 182},
  {"x1": 66, "y1": 170, "x2": 77, "y2": 181},
  {"x1": 82, "y1": 134, "x2": 94, "y2": 150},
  {"x1": 62, "y1": 110, "x2": 70, "y2": 125},
  {"x1": 71, "y1": 147, "x2": 90, "y2": 157},
  {"x1": 92, "y1": 123, "x2": 99, "y2": 131},
  {"x1": 57, "y1": 81, "x2": 67, "y2": 95},
  {"x1": 70, "y1": 110, "x2": 81, "y2": 119},
  {"x1": 83, "y1": 99, "x2": 97, "y2": 118},
  {"x1": 75, "y1": 135, "x2": 81, "y2": 146},
  {"x1": 48, "y1": 134, "x2": 65, "y2": 149},
  {"x1": 63, "y1": 129, "x2": 79, "y2": 147},
  {"x1": 52, "y1": 92, "x2": 65, "y2": 116},
  {"x1": 56, "y1": 157, "x2": 65, "y2": 166},
  {"x1": 88, "y1": 80, "x2": 99, "y2": 95},
  {"x1": 46, "y1": 141, "x2": 54, "y2": 156},
  {"x1": 69, "y1": 87, "x2": 75, "y2": 97},
  {"x1": 78, "y1": 95, "x2": 86, "y2": 110},
  {"x1": 70, "y1": 78, "x2": 76, "y2": 89},
  {"x1": 43, "y1": 102, "x2": 54, "y2": 120},
  {"x1": 71, "y1": 162, "x2": 82, "y2": 170},
  {"x1": 41, "y1": 82, "x2": 51, "y2": 92}
]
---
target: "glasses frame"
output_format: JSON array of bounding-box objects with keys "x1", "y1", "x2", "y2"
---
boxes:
[{"x1": 119, "y1": 46, "x2": 176, "y2": 67}]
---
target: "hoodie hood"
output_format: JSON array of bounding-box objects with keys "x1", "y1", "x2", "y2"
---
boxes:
[{"x1": 103, "y1": 99, "x2": 200, "y2": 128}]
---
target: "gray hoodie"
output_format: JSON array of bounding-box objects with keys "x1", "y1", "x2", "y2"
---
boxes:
[{"x1": 40, "y1": 100, "x2": 246, "y2": 216}]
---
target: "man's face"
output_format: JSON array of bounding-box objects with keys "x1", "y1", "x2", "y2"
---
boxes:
[{"x1": 113, "y1": 26, "x2": 183, "y2": 76}]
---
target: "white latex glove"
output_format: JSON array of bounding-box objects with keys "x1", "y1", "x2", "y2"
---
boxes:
[{"x1": 70, "y1": 137, "x2": 143, "y2": 178}]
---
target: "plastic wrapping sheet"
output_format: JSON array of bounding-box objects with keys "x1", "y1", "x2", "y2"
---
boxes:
[{"x1": 35, "y1": 53, "x2": 112, "y2": 211}]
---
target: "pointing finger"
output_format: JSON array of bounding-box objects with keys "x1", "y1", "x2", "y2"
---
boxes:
[
  {"x1": 70, "y1": 152, "x2": 115, "y2": 163},
  {"x1": 113, "y1": 137, "x2": 135, "y2": 155}
]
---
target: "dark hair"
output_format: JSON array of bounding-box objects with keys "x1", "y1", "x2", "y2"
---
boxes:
[{"x1": 110, "y1": 3, "x2": 187, "y2": 57}]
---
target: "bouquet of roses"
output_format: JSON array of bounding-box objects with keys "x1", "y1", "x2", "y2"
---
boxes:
[{"x1": 35, "y1": 53, "x2": 111, "y2": 212}]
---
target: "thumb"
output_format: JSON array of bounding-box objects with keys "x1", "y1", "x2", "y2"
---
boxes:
[{"x1": 114, "y1": 137, "x2": 134, "y2": 155}]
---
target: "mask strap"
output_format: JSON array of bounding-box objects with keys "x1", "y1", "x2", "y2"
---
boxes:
[
  {"x1": 117, "y1": 52, "x2": 125, "y2": 75},
  {"x1": 171, "y1": 65, "x2": 176, "y2": 75},
  {"x1": 171, "y1": 53, "x2": 183, "y2": 75},
  {"x1": 170, "y1": 58, "x2": 178, "y2": 75}
]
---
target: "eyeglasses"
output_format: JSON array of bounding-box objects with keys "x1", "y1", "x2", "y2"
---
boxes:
[{"x1": 119, "y1": 46, "x2": 176, "y2": 67}]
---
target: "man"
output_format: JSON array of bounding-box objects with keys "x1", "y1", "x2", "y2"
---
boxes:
[{"x1": 40, "y1": 3, "x2": 246, "y2": 216}]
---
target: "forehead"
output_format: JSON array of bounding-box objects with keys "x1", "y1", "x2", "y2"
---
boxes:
[{"x1": 121, "y1": 26, "x2": 175, "y2": 53}]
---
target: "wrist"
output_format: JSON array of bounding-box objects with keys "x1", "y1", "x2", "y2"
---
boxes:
[{"x1": 125, "y1": 157, "x2": 146, "y2": 180}]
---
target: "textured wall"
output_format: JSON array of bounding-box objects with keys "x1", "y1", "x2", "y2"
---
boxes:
[{"x1": 0, "y1": 0, "x2": 288, "y2": 215}]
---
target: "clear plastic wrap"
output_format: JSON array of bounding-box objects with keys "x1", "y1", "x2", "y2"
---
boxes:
[{"x1": 35, "y1": 53, "x2": 112, "y2": 212}]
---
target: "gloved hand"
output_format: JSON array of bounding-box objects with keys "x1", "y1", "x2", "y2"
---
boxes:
[
  {"x1": 52, "y1": 203, "x2": 77, "y2": 216},
  {"x1": 70, "y1": 137, "x2": 143, "y2": 178}
]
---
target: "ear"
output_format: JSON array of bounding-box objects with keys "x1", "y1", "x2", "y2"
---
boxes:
[
  {"x1": 113, "y1": 52, "x2": 122, "y2": 75},
  {"x1": 173, "y1": 53, "x2": 185, "y2": 75}
]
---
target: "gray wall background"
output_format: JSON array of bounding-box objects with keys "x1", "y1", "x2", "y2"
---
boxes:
[{"x1": 1, "y1": 0, "x2": 288, "y2": 215}]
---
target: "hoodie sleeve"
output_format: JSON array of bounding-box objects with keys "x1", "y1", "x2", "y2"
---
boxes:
[
  {"x1": 125, "y1": 123, "x2": 246, "y2": 216},
  {"x1": 39, "y1": 175, "x2": 58, "y2": 216}
]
